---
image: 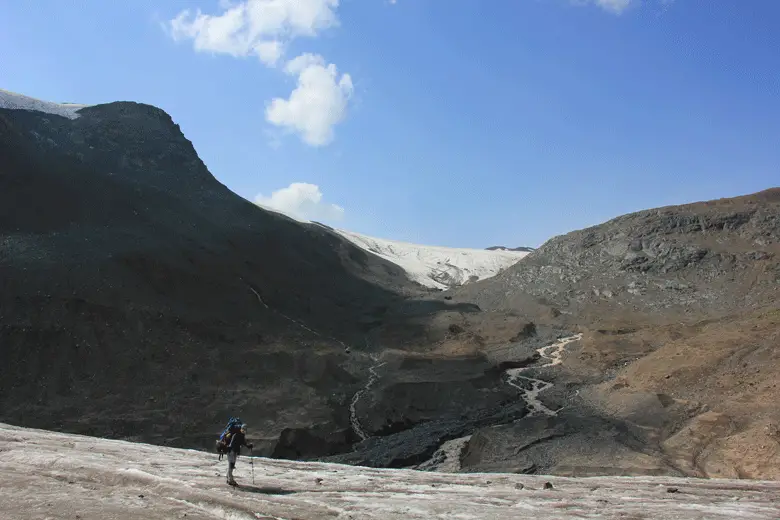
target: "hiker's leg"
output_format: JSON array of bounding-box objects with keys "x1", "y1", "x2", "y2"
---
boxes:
[{"x1": 227, "y1": 452, "x2": 237, "y2": 482}]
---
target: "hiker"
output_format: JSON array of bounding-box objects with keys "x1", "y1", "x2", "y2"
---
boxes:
[{"x1": 225, "y1": 423, "x2": 253, "y2": 486}]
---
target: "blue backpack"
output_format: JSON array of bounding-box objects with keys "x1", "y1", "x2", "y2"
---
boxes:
[{"x1": 216, "y1": 417, "x2": 243, "y2": 459}]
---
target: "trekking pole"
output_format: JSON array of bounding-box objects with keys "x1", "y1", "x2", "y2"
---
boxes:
[{"x1": 250, "y1": 447, "x2": 255, "y2": 485}]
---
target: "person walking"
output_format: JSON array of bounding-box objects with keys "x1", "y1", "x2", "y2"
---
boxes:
[{"x1": 226, "y1": 423, "x2": 253, "y2": 486}]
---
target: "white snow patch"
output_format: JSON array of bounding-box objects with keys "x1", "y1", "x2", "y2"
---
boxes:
[
  {"x1": 335, "y1": 229, "x2": 530, "y2": 289},
  {"x1": 0, "y1": 88, "x2": 90, "y2": 120}
]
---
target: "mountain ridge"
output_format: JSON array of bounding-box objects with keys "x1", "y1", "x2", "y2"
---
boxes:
[
  {"x1": 0, "y1": 90, "x2": 433, "y2": 453},
  {"x1": 2, "y1": 88, "x2": 779, "y2": 481}
]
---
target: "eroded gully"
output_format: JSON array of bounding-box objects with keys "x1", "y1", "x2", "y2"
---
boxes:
[
  {"x1": 505, "y1": 333, "x2": 583, "y2": 416},
  {"x1": 349, "y1": 355, "x2": 386, "y2": 441},
  {"x1": 417, "y1": 333, "x2": 583, "y2": 471}
]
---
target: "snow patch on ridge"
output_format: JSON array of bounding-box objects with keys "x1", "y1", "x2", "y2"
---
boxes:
[{"x1": 0, "y1": 88, "x2": 89, "y2": 120}]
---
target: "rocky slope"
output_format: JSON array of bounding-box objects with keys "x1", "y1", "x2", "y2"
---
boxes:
[
  {"x1": 461, "y1": 189, "x2": 780, "y2": 318},
  {"x1": 3, "y1": 423, "x2": 780, "y2": 520},
  {"x1": 3, "y1": 88, "x2": 779, "y2": 482},
  {"x1": 0, "y1": 91, "x2": 444, "y2": 452},
  {"x1": 326, "y1": 190, "x2": 779, "y2": 478},
  {"x1": 0, "y1": 90, "x2": 534, "y2": 469},
  {"x1": 433, "y1": 190, "x2": 780, "y2": 479}
]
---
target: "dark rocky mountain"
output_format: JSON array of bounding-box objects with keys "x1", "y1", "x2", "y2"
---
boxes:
[
  {"x1": 0, "y1": 99, "x2": 532, "y2": 465},
  {"x1": 319, "y1": 191, "x2": 780, "y2": 477},
  {"x1": 441, "y1": 190, "x2": 780, "y2": 478},
  {"x1": 467, "y1": 190, "x2": 780, "y2": 319},
  {"x1": 287, "y1": 191, "x2": 780, "y2": 478},
  {"x1": 0, "y1": 100, "x2": 455, "y2": 450},
  {"x1": 2, "y1": 94, "x2": 779, "y2": 480}
]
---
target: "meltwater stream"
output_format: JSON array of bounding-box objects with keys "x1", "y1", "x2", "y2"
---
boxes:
[
  {"x1": 416, "y1": 334, "x2": 584, "y2": 472},
  {"x1": 504, "y1": 334, "x2": 583, "y2": 416},
  {"x1": 349, "y1": 356, "x2": 387, "y2": 441}
]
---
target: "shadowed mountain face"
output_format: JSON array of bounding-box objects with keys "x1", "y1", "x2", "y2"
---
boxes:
[
  {"x1": 0, "y1": 102, "x2": 450, "y2": 449},
  {"x1": 2, "y1": 98, "x2": 779, "y2": 481}
]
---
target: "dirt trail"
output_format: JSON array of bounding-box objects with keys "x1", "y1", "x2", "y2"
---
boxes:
[
  {"x1": 247, "y1": 281, "x2": 385, "y2": 441},
  {"x1": 246, "y1": 282, "x2": 352, "y2": 352},
  {"x1": 349, "y1": 356, "x2": 387, "y2": 440}
]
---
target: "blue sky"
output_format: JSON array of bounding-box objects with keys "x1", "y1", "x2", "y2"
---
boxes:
[{"x1": 1, "y1": 1, "x2": 778, "y2": 248}]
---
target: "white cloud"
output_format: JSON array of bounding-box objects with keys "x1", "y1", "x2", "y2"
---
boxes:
[
  {"x1": 254, "y1": 40, "x2": 284, "y2": 66},
  {"x1": 265, "y1": 53, "x2": 353, "y2": 147},
  {"x1": 168, "y1": 0, "x2": 353, "y2": 146},
  {"x1": 169, "y1": 0, "x2": 339, "y2": 64},
  {"x1": 255, "y1": 182, "x2": 345, "y2": 222},
  {"x1": 594, "y1": 0, "x2": 633, "y2": 14},
  {"x1": 577, "y1": 0, "x2": 674, "y2": 15}
]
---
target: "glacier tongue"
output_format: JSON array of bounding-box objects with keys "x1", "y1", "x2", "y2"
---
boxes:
[{"x1": 335, "y1": 229, "x2": 530, "y2": 289}]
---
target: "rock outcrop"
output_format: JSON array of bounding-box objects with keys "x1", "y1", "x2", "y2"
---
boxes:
[{"x1": 461, "y1": 190, "x2": 780, "y2": 318}]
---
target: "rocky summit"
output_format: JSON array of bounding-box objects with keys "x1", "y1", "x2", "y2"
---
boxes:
[{"x1": 1, "y1": 92, "x2": 779, "y2": 484}]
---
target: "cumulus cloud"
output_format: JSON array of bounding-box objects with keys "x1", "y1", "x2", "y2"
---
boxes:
[
  {"x1": 593, "y1": 0, "x2": 633, "y2": 14},
  {"x1": 169, "y1": 0, "x2": 339, "y2": 65},
  {"x1": 576, "y1": 0, "x2": 674, "y2": 15},
  {"x1": 255, "y1": 182, "x2": 345, "y2": 222},
  {"x1": 168, "y1": 0, "x2": 353, "y2": 146},
  {"x1": 254, "y1": 40, "x2": 284, "y2": 66},
  {"x1": 265, "y1": 53, "x2": 353, "y2": 146}
]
